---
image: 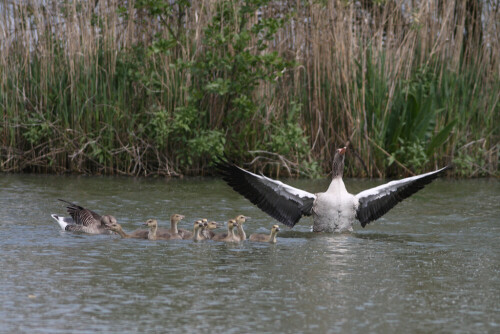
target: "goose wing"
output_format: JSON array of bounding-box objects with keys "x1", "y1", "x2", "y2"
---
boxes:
[
  {"x1": 355, "y1": 166, "x2": 451, "y2": 227},
  {"x1": 216, "y1": 160, "x2": 316, "y2": 227},
  {"x1": 58, "y1": 199, "x2": 101, "y2": 227}
]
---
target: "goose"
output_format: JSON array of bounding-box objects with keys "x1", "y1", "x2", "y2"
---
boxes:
[
  {"x1": 249, "y1": 225, "x2": 280, "y2": 243},
  {"x1": 217, "y1": 147, "x2": 451, "y2": 232},
  {"x1": 192, "y1": 220, "x2": 206, "y2": 242},
  {"x1": 103, "y1": 221, "x2": 149, "y2": 239},
  {"x1": 143, "y1": 219, "x2": 175, "y2": 240},
  {"x1": 212, "y1": 219, "x2": 239, "y2": 242},
  {"x1": 157, "y1": 214, "x2": 185, "y2": 240},
  {"x1": 200, "y1": 220, "x2": 220, "y2": 240},
  {"x1": 233, "y1": 215, "x2": 249, "y2": 241},
  {"x1": 51, "y1": 199, "x2": 115, "y2": 234}
]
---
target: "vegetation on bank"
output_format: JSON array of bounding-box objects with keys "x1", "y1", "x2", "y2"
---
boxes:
[{"x1": 0, "y1": 0, "x2": 498, "y2": 177}]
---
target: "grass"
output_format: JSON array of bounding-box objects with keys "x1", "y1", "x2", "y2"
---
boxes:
[{"x1": 0, "y1": 0, "x2": 498, "y2": 177}]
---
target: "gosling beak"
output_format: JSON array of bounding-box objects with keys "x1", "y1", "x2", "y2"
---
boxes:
[{"x1": 276, "y1": 227, "x2": 281, "y2": 232}]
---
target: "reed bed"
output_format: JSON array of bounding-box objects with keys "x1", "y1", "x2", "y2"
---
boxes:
[{"x1": 1, "y1": 0, "x2": 498, "y2": 177}]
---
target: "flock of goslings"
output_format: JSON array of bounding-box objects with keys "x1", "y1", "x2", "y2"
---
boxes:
[{"x1": 51, "y1": 200, "x2": 280, "y2": 243}]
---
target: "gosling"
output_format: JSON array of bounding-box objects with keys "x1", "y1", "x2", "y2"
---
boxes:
[
  {"x1": 192, "y1": 220, "x2": 206, "y2": 242},
  {"x1": 233, "y1": 215, "x2": 249, "y2": 241},
  {"x1": 143, "y1": 219, "x2": 177, "y2": 241},
  {"x1": 156, "y1": 213, "x2": 185, "y2": 240},
  {"x1": 212, "y1": 219, "x2": 239, "y2": 242},
  {"x1": 200, "y1": 220, "x2": 220, "y2": 240},
  {"x1": 104, "y1": 220, "x2": 148, "y2": 239},
  {"x1": 249, "y1": 225, "x2": 280, "y2": 243}
]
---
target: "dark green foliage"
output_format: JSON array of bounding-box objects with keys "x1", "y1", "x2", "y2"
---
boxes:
[{"x1": 0, "y1": 0, "x2": 497, "y2": 177}]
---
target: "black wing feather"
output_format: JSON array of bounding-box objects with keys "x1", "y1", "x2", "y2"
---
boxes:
[
  {"x1": 216, "y1": 159, "x2": 316, "y2": 227},
  {"x1": 356, "y1": 166, "x2": 451, "y2": 227}
]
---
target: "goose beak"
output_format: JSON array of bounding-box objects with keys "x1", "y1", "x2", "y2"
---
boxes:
[{"x1": 338, "y1": 147, "x2": 346, "y2": 155}]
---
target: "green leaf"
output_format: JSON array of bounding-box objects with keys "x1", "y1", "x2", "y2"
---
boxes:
[{"x1": 426, "y1": 119, "x2": 457, "y2": 156}]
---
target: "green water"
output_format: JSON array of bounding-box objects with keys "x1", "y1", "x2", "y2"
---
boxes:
[{"x1": 0, "y1": 174, "x2": 499, "y2": 333}]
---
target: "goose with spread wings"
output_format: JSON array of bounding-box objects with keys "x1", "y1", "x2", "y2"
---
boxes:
[
  {"x1": 51, "y1": 199, "x2": 116, "y2": 234},
  {"x1": 216, "y1": 147, "x2": 451, "y2": 232}
]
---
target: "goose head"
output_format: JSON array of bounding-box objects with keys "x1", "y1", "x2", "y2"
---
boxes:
[
  {"x1": 143, "y1": 219, "x2": 158, "y2": 229},
  {"x1": 234, "y1": 215, "x2": 249, "y2": 226},
  {"x1": 101, "y1": 215, "x2": 117, "y2": 226},
  {"x1": 271, "y1": 224, "x2": 281, "y2": 234},
  {"x1": 227, "y1": 219, "x2": 236, "y2": 231},
  {"x1": 332, "y1": 146, "x2": 346, "y2": 178},
  {"x1": 193, "y1": 220, "x2": 204, "y2": 231},
  {"x1": 103, "y1": 220, "x2": 122, "y2": 232},
  {"x1": 170, "y1": 214, "x2": 185, "y2": 223},
  {"x1": 206, "y1": 221, "x2": 219, "y2": 230}
]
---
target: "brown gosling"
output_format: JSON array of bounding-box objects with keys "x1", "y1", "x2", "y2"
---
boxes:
[
  {"x1": 192, "y1": 220, "x2": 205, "y2": 242},
  {"x1": 200, "y1": 220, "x2": 220, "y2": 240},
  {"x1": 104, "y1": 220, "x2": 149, "y2": 239},
  {"x1": 156, "y1": 214, "x2": 185, "y2": 240},
  {"x1": 212, "y1": 219, "x2": 239, "y2": 242},
  {"x1": 143, "y1": 219, "x2": 174, "y2": 241},
  {"x1": 249, "y1": 225, "x2": 280, "y2": 243},
  {"x1": 233, "y1": 215, "x2": 250, "y2": 241}
]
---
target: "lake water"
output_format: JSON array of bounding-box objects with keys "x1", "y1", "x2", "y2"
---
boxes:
[{"x1": 0, "y1": 174, "x2": 499, "y2": 333}]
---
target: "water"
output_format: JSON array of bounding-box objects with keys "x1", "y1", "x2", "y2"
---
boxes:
[{"x1": 0, "y1": 174, "x2": 499, "y2": 333}]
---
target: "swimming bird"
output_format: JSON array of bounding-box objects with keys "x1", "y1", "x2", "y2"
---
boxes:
[
  {"x1": 192, "y1": 220, "x2": 206, "y2": 242},
  {"x1": 51, "y1": 199, "x2": 115, "y2": 234},
  {"x1": 143, "y1": 219, "x2": 175, "y2": 240},
  {"x1": 103, "y1": 221, "x2": 149, "y2": 239},
  {"x1": 157, "y1": 213, "x2": 185, "y2": 240},
  {"x1": 200, "y1": 220, "x2": 220, "y2": 240},
  {"x1": 233, "y1": 215, "x2": 249, "y2": 241},
  {"x1": 249, "y1": 225, "x2": 280, "y2": 243},
  {"x1": 212, "y1": 219, "x2": 239, "y2": 242},
  {"x1": 217, "y1": 147, "x2": 451, "y2": 232}
]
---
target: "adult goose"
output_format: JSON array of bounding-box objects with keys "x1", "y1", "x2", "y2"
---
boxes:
[
  {"x1": 217, "y1": 147, "x2": 451, "y2": 232},
  {"x1": 51, "y1": 199, "x2": 115, "y2": 234}
]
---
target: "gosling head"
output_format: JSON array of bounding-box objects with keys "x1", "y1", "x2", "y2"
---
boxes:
[
  {"x1": 143, "y1": 219, "x2": 158, "y2": 228},
  {"x1": 206, "y1": 221, "x2": 219, "y2": 230},
  {"x1": 170, "y1": 214, "x2": 185, "y2": 223},
  {"x1": 271, "y1": 224, "x2": 281, "y2": 233},
  {"x1": 234, "y1": 215, "x2": 249, "y2": 225},
  {"x1": 103, "y1": 219, "x2": 121, "y2": 232},
  {"x1": 193, "y1": 220, "x2": 204, "y2": 230},
  {"x1": 227, "y1": 219, "x2": 236, "y2": 230}
]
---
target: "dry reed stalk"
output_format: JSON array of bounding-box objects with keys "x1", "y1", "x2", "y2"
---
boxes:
[{"x1": 0, "y1": 0, "x2": 497, "y2": 176}]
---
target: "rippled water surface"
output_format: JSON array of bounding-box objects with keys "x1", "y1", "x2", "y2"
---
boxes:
[{"x1": 0, "y1": 174, "x2": 499, "y2": 333}]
